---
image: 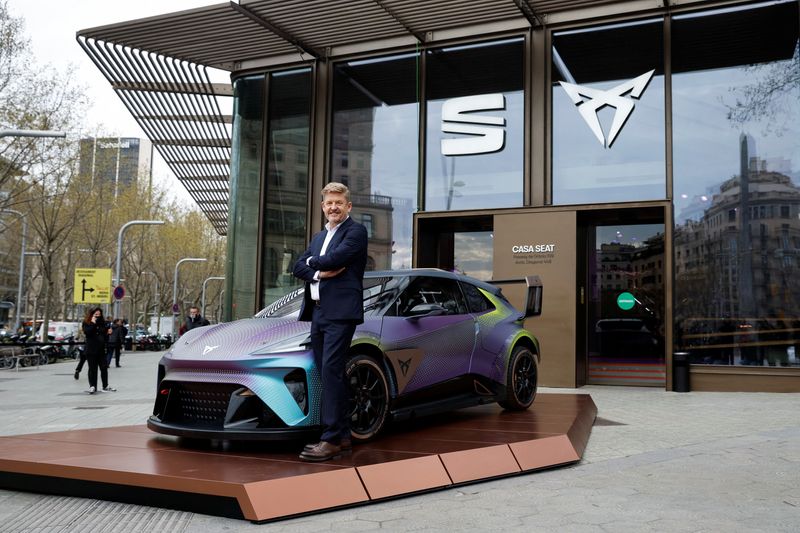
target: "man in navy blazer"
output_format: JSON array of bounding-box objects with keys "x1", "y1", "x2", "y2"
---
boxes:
[{"x1": 293, "y1": 182, "x2": 368, "y2": 461}]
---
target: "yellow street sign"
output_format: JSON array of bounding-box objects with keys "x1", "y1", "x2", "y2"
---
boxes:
[{"x1": 73, "y1": 268, "x2": 113, "y2": 304}]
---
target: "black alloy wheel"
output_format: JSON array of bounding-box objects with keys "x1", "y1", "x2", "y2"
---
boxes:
[
  {"x1": 499, "y1": 346, "x2": 538, "y2": 410},
  {"x1": 346, "y1": 355, "x2": 390, "y2": 441}
]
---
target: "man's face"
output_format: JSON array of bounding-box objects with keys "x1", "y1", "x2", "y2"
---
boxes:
[
  {"x1": 189, "y1": 309, "x2": 198, "y2": 318},
  {"x1": 321, "y1": 192, "x2": 352, "y2": 227}
]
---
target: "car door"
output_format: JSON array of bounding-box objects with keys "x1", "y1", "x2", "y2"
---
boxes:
[{"x1": 379, "y1": 276, "x2": 475, "y2": 395}]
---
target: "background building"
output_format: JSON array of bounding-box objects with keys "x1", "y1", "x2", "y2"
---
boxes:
[{"x1": 78, "y1": 137, "x2": 153, "y2": 195}]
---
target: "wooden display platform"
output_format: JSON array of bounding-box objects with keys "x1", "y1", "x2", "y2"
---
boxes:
[{"x1": 0, "y1": 393, "x2": 596, "y2": 523}]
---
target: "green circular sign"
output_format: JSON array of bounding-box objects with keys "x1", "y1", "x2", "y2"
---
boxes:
[{"x1": 617, "y1": 292, "x2": 636, "y2": 311}]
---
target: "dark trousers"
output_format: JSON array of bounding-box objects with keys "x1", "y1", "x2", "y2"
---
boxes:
[
  {"x1": 87, "y1": 351, "x2": 109, "y2": 389},
  {"x1": 75, "y1": 350, "x2": 86, "y2": 373},
  {"x1": 106, "y1": 343, "x2": 121, "y2": 366},
  {"x1": 310, "y1": 306, "x2": 356, "y2": 444}
]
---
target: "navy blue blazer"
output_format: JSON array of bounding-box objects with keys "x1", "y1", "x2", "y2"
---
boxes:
[{"x1": 293, "y1": 217, "x2": 368, "y2": 323}]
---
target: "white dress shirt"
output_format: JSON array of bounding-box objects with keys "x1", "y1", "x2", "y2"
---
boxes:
[{"x1": 308, "y1": 217, "x2": 348, "y2": 301}]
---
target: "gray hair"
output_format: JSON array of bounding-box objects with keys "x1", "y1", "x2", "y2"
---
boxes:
[{"x1": 321, "y1": 181, "x2": 350, "y2": 201}]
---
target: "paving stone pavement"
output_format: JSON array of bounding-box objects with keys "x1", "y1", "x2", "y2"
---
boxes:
[{"x1": 0, "y1": 351, "x2": 797, "y2": 532}]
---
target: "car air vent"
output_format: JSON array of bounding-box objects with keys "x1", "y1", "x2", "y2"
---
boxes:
[{"x1": 164, "y1": 382, "x2": 239, "y2": 428}]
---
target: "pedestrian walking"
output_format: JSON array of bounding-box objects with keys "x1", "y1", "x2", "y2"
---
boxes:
[
  {"x1": 82, "y1": 307, "x2": 116, "y2": 394},
  {"x1": 106, "y1": 319, "x2": 126, "y2": 368},
  {"x1": 182, "y1": 306, "x2": 210, "y2": 336}
]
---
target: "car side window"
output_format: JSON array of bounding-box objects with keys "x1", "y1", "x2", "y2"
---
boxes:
[
  {"x1": 397, "y1": 277, "x2": 468, "y2": 317},
  {"x1": 460, "y1": 282, "x2": 495, "y2": 314}
]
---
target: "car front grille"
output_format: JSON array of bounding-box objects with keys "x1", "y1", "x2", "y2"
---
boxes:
[
  {"x1": 165, "y1": 382, "x2": 237, "y2": 428},
  {"x1": 158, "y1": 381, "x2": 289, "y2": 430}
]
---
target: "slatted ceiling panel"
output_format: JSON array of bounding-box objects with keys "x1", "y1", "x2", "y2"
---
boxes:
[
  {"x1": 79, "y1": 3, "x2": 295, "y2": 68},
  {"x1": 530, "y1": 0, "x2": 628, "y2": 12},
  {"x1": 385, "y1": 0, "x2": 524, "y2": 31},
  {"x1": 246, "y1": 0, "x2": 409, "y2": 49}
]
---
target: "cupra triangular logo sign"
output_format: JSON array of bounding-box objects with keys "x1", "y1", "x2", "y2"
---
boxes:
[{"x1": 559, "y1": 69, "x2": 654, "y2": 148}]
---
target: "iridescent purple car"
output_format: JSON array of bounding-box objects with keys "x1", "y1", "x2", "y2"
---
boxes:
[{"x1": 148, "y1": 269, "x2": 542, "y2": 442}]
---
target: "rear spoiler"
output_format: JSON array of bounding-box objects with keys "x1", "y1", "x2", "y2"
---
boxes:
[{"x1": 488, "y1": 275, "x2": 543, "y2": 318}]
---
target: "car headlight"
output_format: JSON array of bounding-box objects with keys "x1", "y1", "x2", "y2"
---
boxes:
[{"x1": 250, "y1": 334, "x2": 311, "y2": 355}]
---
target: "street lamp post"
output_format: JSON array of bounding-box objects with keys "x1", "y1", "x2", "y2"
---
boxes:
[
  {"x1": 141, "y1": 271, "x2": 159, "y2": 333},
  {"x1": 201, "y1": 276, "x2": 224, "y2": 321},
  {"x1": 173, "y1": 257, "x2": 206, "y2": 338},
  {"x1": 0, "y1": 210, "x2": 27, "y2": 334},
  {"x1": 0, "y1": 129, "x2": 66, "y2": 139},
  {"x1": 114, "y1": 220, "x2": 164, "y2": 318}
]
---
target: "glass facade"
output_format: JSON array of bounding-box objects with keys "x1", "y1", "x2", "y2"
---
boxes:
[
  {"x1": 672, "y1": 1, "x2": 800, "y2": 367},
  {"x1": 425, "y1": 39, "x2": 524, "y2": 211},
  {"x1": 552, "y1": 19, "x2": 666, "y2": 204},
  {"x1": 261, "y1": 69, "x2": 312, "y2": 306},
  {"x1": 224, "y1": 0, "x2": 800, "y2": 386},
  {"x1": 331, "y1": 53, "x2": 420, "y2": 270},
  {"x1": 227, "y1": 69, "x2": 313, "y2": 318},
  {"x1": 227, "y1": 75, "x2": 265, "y2": 320}
]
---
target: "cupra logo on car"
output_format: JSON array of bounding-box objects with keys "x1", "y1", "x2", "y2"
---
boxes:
[
  {"x1": 441, "y1": 93, "x2": 506, "y2": 156},
  {"x1": 559, "y1": 70, "x2": 654, "y2": 148}
]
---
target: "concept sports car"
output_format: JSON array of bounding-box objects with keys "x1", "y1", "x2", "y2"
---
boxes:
[{"x1": 148, "y1": 269, "x2": 542, "y2": 442}]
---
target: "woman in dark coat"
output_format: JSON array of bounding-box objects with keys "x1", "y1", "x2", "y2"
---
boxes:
[{"x1": 82, "y1": 307, "x2": 115, "y2": 394}]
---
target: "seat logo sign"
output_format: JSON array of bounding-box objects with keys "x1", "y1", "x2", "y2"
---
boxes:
[
  {"x1": 559, "y1": 70, "x2": 654, "y2": 148},
  {"x1": 441, "y1": 93, "x2": 506, "y2": 156}
]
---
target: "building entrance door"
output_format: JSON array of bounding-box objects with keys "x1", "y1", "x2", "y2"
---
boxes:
[{"x1": 582, "y1": 221, "x2": 666, "y2": 386}]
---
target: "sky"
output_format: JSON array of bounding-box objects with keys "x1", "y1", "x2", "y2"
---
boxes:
[{"x1": 8, "y1": 0, "x2": 223, "y2": 208}]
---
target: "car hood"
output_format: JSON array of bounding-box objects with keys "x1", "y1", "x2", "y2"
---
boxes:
[{"x1": 168, "y1": 317, "x2": 311, "y2": 361}]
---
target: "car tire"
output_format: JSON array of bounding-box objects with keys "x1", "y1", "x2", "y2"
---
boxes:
[
  {"x1": 346, "y1": 355, "x2": 390, "y2": 441},
  {"x1": 498, "y1": 346, "x2": 538, "y2": 411}
]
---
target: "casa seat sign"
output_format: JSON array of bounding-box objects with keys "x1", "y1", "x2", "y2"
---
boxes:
[{"x1": 73, "y1": 268, "x2": 112, "y2": 304}]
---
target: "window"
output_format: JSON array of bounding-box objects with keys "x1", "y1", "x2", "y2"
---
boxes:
[
  {"x1": 460, "y1": 282, "x2": 494, "y2": 314},
  {"x1": 552, "y1": 19, "x2": 665, "y2": 204},
  {"x1": 362, "y1": 213, "x2": 374, "y2": 238},
  {"x1": 672, "y1": 0, "x2": 800, "y2": 367},
  {"x1": 396, "y1": 277, "x2": 468, "y2": 317},
  {"x1": 228, "y1": 75, "x2": 266, "y2": 320},
  {"x1": 425, "y1": 38, "x2": 524, "y2": 211},
  {"x1": 331, "y1": 52, "x2": 419, "y2": 270},
  {"x1": 261, "y1": 68, "x2": 313, "y2": 307}
]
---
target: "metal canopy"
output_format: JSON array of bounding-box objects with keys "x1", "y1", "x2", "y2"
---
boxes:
[{"x1": 77, "y1": 0, "x2": 631, "y2": 234}]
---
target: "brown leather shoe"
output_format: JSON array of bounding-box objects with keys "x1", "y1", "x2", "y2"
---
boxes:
[
  {"x1": 303, "y1": 438, "x2": 351, "y2": 453},
  {"x1": 299, "y1": 440, "x2": 342, "y2": 462}
]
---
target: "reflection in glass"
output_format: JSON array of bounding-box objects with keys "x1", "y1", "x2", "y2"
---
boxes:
[
  {"x1": 588, "y1": 224, "x2": 665, "y2": 386},
  {"x1": 454, "y1": 231, "x2": 493, "y2": 281},
  {"x1": 672, "y1": 1, "x2": 800, "y2": 367},
  {"x1": 552, "y1": 19, "x2": 665, "y2": 204},
  {"x1": 426, "y1": 39, "x2": 524, "y2": 211},
  {"x1": 228, "y1": 75, "x2": 265, "y2": 319},
  {"x1": 331, "y1": 53, "x2": 420, "y2": 270},
  {"x1": 261, "y1": 69, "x2": 312, "y2": 307}
]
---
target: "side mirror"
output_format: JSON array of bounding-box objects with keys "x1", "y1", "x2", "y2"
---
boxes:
[
  {"x1": 406, "y1": 303, "x2": 447, "y2": 320},
  {"x1": 524, "y1": 275, "x2": 543, "y2": 317}
]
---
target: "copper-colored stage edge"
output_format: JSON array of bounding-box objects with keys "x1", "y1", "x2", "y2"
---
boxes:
[{"x1": 0, "y1": 393, "x2": 596, "y2": 523}]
